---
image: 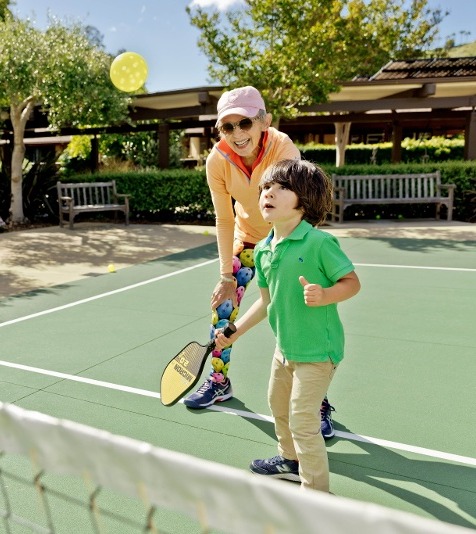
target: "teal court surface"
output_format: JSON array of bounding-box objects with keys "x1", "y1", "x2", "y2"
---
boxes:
[{"x1": 0, "y1": 221, "x2": 475, "y2": 532}]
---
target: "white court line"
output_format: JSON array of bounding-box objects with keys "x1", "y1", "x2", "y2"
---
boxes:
[
  {"x1": 354, "y1": 263, "x2": 476, "y2": 272},
  {"x1": 0, "y1": 258, "x2": 218, "y2": 329},
  {"x1": 2, "y1": 259, "x2": 474, "y2": 330},
  {"x1": 1, "y1": 359, "x2": 475, "y2": 468}
]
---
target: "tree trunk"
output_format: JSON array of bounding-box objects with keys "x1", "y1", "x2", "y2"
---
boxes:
[{"x1": 9, "y1": 99, "x2": 35, "y2": 224}]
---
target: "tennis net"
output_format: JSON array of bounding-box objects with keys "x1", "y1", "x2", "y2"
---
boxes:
[{"x1": 0, "y1": 402, "x2": 470, "y2": 534}]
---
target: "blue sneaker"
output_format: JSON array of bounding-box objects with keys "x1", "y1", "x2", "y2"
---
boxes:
[
  {"x1": 250, "y1": 455, "x2": 300, "y2": 482},
  {"x1": 183, "y1": 378, "x2": 233, "y2": 409},
  {"x1": 320, "y1": 397, "x2": 335, "y2": 440}
]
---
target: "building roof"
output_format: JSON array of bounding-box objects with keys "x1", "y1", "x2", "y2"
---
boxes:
[
  {"x1": 127, "y1": 58, "x2": 476, "y2": 119},
  {"x1": 3, "y1": 58, "x2": 476, "y2": 141},
  {"x1": 371, "y1": 57, "x2": 476, "y2": 81},
  {"x1": 130, "y1": 86, "x2": 223, "y2": 121},
  {"x1": 301, "y1": 57, "x2": 476, "y2": 113}
]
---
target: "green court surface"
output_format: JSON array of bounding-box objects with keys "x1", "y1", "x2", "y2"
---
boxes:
[{"x1": 1, "y1": 232, "x2": 475, "y2": 532}]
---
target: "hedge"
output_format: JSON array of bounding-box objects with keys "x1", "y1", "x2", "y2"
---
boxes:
[
  {"x1": 65, "y1": 169, "x2": 214, "y2": 223},
  {"x1": 64, "y1": 160, "x2": 476, "y2": 223},
  {"x1": 299, "y1": 138, "x2": 466, "y2": 166},
  {"x1": 319, "y1": 161, "x2": 476, "y2": 222}
]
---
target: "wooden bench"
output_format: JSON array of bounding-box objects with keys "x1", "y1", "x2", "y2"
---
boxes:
[
  {"x1": 331, "y1": 171, "x2": 455, "y2": 223},
  {"x1": 57, "y1": 180, "x2": 130, "y2": 229}
]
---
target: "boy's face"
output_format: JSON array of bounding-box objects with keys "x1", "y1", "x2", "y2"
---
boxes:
[
  {"x1": 218, "y1": 113, "x2": 268, "y2": 159},
  {"x1": 259, "y1": 182, "x2": 301, "y2": 224}
]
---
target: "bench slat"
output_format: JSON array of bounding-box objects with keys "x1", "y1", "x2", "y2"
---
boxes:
[
  {"x1": 57, "y1": 180, "x2": 130, "y2": 230},
  {"x1": 331, "y1": 171, "x2": 455, "y2": 223}
]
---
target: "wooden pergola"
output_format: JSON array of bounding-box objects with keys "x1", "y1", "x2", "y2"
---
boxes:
[
  {"x1": 115, "y1": 57, "x2": 476, "y2": 167},
  {"x1": 3, "y1": 58, "x2": 476, "y2": 169},
  {"x1": 283, "y1": 57, "x2": 476, "y2": 165}
]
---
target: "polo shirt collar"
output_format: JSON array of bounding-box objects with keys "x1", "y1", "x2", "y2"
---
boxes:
[
  {"x1": 265, "y1": 219, "x2": 312, "y2": 245},
  {"x1": 216, "y1": 131, "x2": 269, "y2": 177}
]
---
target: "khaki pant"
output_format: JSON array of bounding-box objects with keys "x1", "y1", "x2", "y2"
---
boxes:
[{"x1": 268, "y1": 347, "x2": 338, "y2": 492}]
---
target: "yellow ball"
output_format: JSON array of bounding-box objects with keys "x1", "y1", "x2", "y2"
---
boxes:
[
  {"x1": 110, "y1": 52, "x2": 148, "y2": 92},
  {"x1": 108, "y1": 264, "x2": 116, "y2": 273}
]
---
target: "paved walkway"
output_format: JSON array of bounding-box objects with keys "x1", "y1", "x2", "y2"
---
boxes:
[{"x1": 1, "y1": 220, "x2": 474, "y2": 298}]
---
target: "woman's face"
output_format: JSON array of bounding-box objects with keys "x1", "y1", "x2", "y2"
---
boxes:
[{"x1": 219, "y1": 113, "x2": 269, "y2": 160}]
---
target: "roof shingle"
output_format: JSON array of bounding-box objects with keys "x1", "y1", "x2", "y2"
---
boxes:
[{"x1": 371, "y1": 57, "x2": 476, "y2": 80}]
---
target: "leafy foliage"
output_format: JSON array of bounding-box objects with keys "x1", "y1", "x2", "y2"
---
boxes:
[
  {"x1": 326, "y1": 160, "x2": 476, "y2": 221},
  {"x1": 57, "y1": 129, "x2": 186, "y2": 176},
  {"x1": 61, "y1": 159, "x2": 476, "y2": 223},
  {"x1": 187, "y1": 0, "x2": 446, "y2": 120},
  {"x1": 0, "y1": 0, "x2": 12, "y2": 22},
  {"x1": 0, "y1": 150, "x2": 60, "y2": 223},
  {"x1": 300, "y1": 137, "x2": 466, "y2": 165},
  {"x1": 21, "y1": 154, "x2": 60, "y2": 223},
  {"x1": 63, "y1": 169, "x2": 214, "y2": 223},
  {"x1": 99, "y1": 132, "x2": 160, "y2": 169},
  {"x1": 447, "y1": 40, "x2": 476, "y2": 57},
  {"x1": 0, "y1": 14, "x2": 131, "y2": 222}
]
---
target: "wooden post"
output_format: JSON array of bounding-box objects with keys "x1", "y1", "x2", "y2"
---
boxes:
[
  {"x1": 89, "y1": 135, "x2": 99, "y2": 173},
  {"x1": 158, "y1": 123, "x2": 170, "y2": 169},
  {"x1": 391, "y1": 118, "x2": 402, "y2": 163},
  {"x1": 464, "y1": 110, "x2": 476, "y2": 160}
]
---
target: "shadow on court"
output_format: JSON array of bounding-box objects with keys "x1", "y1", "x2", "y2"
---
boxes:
[
  {"x1": 185, "y1": 397, "x2": 278, "y2": 442},
  {"x1": 329, "y1": 423, "x2": 476, "y2": 529},
  {"x1": 0, "y1": 223, "x2": 218, "y2": 299},
  {"x1": 363, "y1": 237, "x2": 476, "y2": 253},
  {"x1": 187, "y1": 402, "x2": 476, "y2": 529},
  {"x1": 0, "y1": 243, "x2": 219, "y2": 310}
]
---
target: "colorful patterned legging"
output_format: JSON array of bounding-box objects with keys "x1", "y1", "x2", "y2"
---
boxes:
[{"x1": 208, "y1": 241, "x2": 256, "y2": 381}]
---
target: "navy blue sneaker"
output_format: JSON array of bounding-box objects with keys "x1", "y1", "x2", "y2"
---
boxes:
[
  {"x1": 320, "y1": 397, "x2": 335, "y2": 440},
  {"x1": 183, "y1": 378, "x2": 233, "y2": 409},
  {"x1": 250, "y1": 455, "x2": 300, "y2": 481}
]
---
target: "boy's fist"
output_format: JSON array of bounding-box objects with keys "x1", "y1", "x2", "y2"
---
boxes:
[{"x1": 299, "y1": 276, "x2": 325, "y2": 306}]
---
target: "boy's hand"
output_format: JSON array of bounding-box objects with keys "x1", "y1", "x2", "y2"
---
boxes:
[
  {"x1": 299, "y1": 276, "x2": 326, "y2": 306},
  {"x1": 214, "y1": 328, "x2": 235, "y2": 350}
]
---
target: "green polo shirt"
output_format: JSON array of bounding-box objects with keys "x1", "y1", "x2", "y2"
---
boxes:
[{"x1": 254, "y1": 220, "x2": 355, "y2": 363}]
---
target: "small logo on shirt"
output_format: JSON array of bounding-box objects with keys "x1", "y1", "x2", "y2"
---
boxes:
[{"x1": 298, "y1": 257, "x2": 304, "y2": 263}]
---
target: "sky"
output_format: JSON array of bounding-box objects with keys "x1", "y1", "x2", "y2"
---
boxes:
[{"x1": 11, "y1": 0, "x2": 474, "y2": 94}]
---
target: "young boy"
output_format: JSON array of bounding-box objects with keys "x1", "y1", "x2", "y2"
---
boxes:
[{"x1": 215, "y1": 159, "x2": 360, "y2": 492}]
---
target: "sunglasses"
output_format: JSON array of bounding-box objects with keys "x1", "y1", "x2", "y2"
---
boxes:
[{"x1": 218, "y1": 115, "x2": 261, "y2": 135}]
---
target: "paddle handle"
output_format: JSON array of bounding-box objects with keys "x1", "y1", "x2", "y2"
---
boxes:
[{"x1": 222, "y1": 323, "x2": 237, "y2": 338}]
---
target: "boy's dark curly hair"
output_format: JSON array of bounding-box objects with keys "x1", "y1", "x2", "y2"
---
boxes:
[{"x1": 259, "y1": 159, "x2": 333, "y2": 226}]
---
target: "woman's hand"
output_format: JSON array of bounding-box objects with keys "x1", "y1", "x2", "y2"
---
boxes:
[{"x1": 211, "y1": 278, "x2": 237, "y2": 310}]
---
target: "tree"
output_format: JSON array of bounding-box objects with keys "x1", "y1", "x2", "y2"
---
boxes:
[
  {"x1": 187, "y1": 0, "x2": 447, "y2": 121},
  {"x1": 0, "y1": 15, "x2": 130, "y2": 223},
  {"x1": 0, "y1": 0, "x2": 12, "y2": 21}
]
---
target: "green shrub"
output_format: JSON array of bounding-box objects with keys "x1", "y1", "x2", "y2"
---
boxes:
[
  {"x1": 64, "y1": 168, "x2": 213, "y2": 223},
  {"x1": 60, "y1": 160, "x2": 476, "y2": 224},
  {"x1": 0, "y1": 152, "x2": 60, "y2": 223},
  {"x1": 299, "y1": 137, "x2": 465, "y2": 165},
  {"x1": 322, "y1": 161, "x2": 476, "y2": 222}
]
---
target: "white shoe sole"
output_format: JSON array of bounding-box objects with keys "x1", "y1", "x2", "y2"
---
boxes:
[{"x1": 250, "y1": 471, "x2": 301, "y2": 482}]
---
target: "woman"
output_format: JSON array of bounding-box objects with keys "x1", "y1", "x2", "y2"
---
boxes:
[{"x1": 184, "y1": 87, "x2": 337, "y2": 439}]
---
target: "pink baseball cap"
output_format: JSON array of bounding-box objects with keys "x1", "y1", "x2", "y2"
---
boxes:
[{"x1": 216, "y1": 86, "x2": 266, "y2": 125}]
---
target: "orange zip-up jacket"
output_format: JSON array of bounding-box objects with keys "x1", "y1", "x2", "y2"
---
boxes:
[{"x1": 206, "y1": 127, "x2": 301, "y2": 275}]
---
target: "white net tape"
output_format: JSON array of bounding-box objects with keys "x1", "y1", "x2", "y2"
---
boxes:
[{"x1": 0, "y1": 403, "x2": 470, "y2": 534}]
